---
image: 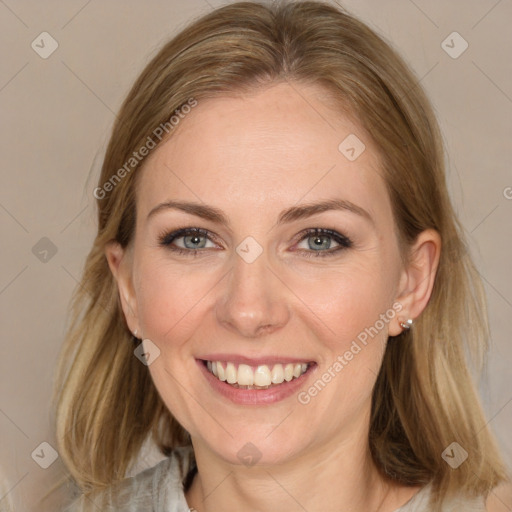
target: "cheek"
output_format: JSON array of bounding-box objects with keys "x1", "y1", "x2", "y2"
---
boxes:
[
  {"x1": 133, "y1": 257, "x2": 216, "y2": 348},
  {"x1": 292, "y1": 272, "x2": 392, "y2": 428},
  {"x1": 290, "y1": 258, "x2": 396, "y2": 350},
  {"x1": 132, "y1": 259, "x2": 219, "y2": 433},
  {"x1": 289, "y1": 260, "x2": 396, "y2": 414}
]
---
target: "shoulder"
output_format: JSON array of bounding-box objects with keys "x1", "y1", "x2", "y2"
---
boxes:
[
  {"x1": 485, "y1": 482, "x2": 512, "y2": 512},
  {"x1": 62, "y1": 445, "x2": 195, "y2": 512}
]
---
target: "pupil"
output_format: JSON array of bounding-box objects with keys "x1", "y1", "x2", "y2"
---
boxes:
[
  {"x1": 310, "y1": 235, "x2": 330, "y2": 250},
  {"x1": 186, "y1": 235, "x2": 204, "y2": 248}
]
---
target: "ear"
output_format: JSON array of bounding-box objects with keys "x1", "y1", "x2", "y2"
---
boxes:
[
  {"x1": 388, "y1": 228, "x2": 441, "y2": 336},
  {"x1": 105, "y1": 241, "x2": 140, "y2": 336}
]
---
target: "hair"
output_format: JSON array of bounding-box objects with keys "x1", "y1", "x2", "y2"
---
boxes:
[{"x1": 49, "y1": 0, "x2": 508, "y2": 510}]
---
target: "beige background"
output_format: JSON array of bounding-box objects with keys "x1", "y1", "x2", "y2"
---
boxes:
[{"x1": 0, "y1": 0, "x2": 511, "y2": 510}]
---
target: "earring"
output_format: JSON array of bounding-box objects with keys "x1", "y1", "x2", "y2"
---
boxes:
[
  {"x1": 132, "y1": 329, "x2": 139, "y2": 342},
  {"x1": 399, "y1": 318, "x2": 413, "y2": 330}
]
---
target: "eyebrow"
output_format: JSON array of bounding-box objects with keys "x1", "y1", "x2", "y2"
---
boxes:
[{"x1": 147, "y1": 198, "x2": 374, "y2": 227}]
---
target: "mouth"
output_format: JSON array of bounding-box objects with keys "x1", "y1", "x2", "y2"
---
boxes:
[
  {"x1": 196, "y1": 357, "x2": 317, "y2": 405},
  {"x1": 203, "y1": 360, "x2": 311, "y2": 389}
]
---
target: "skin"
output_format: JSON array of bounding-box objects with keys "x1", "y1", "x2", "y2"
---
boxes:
[
  {"x1": 486, "y1": 484, "x2": 512, "y2": 512},
  {"x1": 106, "y1": 81, "x2": 443, "y2": 512}
]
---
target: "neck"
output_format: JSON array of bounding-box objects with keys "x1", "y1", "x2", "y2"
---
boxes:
[{"x1": 185, "y1": 415, "x2": 415, "y2": 512}]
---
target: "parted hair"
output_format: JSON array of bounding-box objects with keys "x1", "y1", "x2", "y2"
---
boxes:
[{"x1": 50, "y1": 1, "x2": 508, "y2": 510}]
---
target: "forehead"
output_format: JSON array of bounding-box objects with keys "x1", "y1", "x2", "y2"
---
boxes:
[{"x1": 136, "y1": 82, "x2": 390, "y2": 225}]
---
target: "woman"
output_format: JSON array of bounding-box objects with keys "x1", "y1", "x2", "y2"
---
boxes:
[{"x1": 53, "y1": 1, "x2": 510, "y2": 511}]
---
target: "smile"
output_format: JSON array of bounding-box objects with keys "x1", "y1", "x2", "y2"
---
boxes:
[{"x1": 204, "y1": 360, "x2": 310, "y2": 389}]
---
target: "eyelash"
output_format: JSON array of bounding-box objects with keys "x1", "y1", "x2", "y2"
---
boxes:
[{"x1": 157, "y1": 227, "x2": 352, "y2": 258}]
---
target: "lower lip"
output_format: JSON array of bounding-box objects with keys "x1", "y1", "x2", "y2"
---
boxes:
[{"x1": 196, "y1": 360, "x2": 316, "y2": 405}]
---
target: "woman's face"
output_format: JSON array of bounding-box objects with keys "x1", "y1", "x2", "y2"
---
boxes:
[{"x1": 111, "y1": 82, "x2": 413, "y2": 466}]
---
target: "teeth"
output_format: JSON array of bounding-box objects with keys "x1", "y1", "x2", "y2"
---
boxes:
[
  {"x1": 226, "y1": 362, "x2": 237, "y2": 384},
  {"x1": 237, "y1": 364, "x2": 254, "y2": 386},
  {"x1": 284, "y1": 363, "x2": 294, "y2": 382},
  {"x1": 206, "y1": 360, "x2": 309, "y2": 388},
  {"x1": 254, "y1": 365, "x2": 272, "y2": 386},
  {"x1": 271, "y1": 364, "x2": 284, "y2": 384},
  {"x1": 217, "y1": 362, "x2": 226, "y2": 381}
]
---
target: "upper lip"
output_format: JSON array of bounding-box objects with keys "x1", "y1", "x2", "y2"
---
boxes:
[{"x1": 197, "y1": 354, "x2": 316, "y2": 366}]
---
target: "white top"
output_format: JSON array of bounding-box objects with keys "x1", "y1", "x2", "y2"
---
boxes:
[{"x1": 63, "y1": 446, "x2": 486, "y2": 511}]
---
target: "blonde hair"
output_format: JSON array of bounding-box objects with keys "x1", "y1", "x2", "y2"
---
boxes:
[{"x1": 50, "y1": 0, "x2": 508, "y2": 509}]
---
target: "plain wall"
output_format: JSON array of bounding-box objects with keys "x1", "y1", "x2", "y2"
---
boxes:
[{"x1": 0, "y1": 1, "x2": 511, "y2": 510}]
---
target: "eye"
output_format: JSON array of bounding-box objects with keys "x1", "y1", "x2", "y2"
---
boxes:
[
  {"x1": 158, "y1": 226, "x2": 352, "y2": 258},
  {"x1": 158, "y1": 227, "x2": 219, "y2": 256},
  {"x1": 294, "y1": 228, "x2": 352, "y2": 257}
]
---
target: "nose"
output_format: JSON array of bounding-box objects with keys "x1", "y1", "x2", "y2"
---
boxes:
[{"x1": 215, "y1": 251, "x2": 290, "y2": 339}]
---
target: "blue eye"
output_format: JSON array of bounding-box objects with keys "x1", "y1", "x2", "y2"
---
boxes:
[
  {"x1": 294, "y1": 228, "x2": 352, "y2": 257},
  {"x1": 158, "y1": 227, "x2": 352, "y2": 258},
  {"x1": 158, "y1": 227, "x2": 217, "y2": 256}
]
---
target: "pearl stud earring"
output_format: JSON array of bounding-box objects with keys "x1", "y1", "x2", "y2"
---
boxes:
[{"x1": 399, "y1": 319, "x2": 413, "y2": 330}]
